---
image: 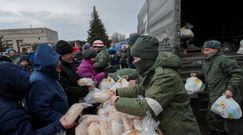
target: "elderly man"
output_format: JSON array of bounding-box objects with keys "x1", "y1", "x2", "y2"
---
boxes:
[{"x1": 201, "y1": 40, "x2": 243, "y2": 135}]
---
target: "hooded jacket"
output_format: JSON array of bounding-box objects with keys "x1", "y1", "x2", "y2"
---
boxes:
[
  {"x1": 77, "y1": 59, "x2": 106, "y2": 86},
  {"x1": 0, "y1": 61, "x2": 64, "y2": 135},
  {"x1": 26, "y1": 44, "x2": 69, "y2": 128},
  {"x1": 115, "y1": 52, "x2": 201, "y2": 135}
]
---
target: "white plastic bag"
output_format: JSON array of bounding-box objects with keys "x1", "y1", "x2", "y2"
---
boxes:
[
  {"x1": 93, "y1": 89, "x2": 113, "y2": 103},
  {"x1": 180, "y1": 28, "x2": 194, "y2": 39},
  {"x1": 211, "y1": 95, "x2": 242, "y2": 119},
  {"x1": 110, "y1": 77, "x2": 129, "y2": 91},
  {"x1": 77, "y1": 78, "x2": 94, "y2": 86},
  {"x1": 124, "y1": 112, "x2": 160, "y2": 135},
  {"x1": 84, "y1": 88, "x2": 100, "y2": 104},
  {"x1": 185, "y1": 77, "x2": 205, "y2": 94},
  {"x1": 98, "y1": 77, "x2": 116, "y2": 90}
]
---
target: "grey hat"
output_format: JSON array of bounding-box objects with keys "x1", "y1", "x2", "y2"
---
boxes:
[
  {"x1": 82, "y1": 48, "x2": 97, "y2": 60},
  {"x1": 82, "y1": 43, "x2": 90, "y2": 51},
  {"x1": 203, "y1": 40, "x2": 221, "y2": 49}
]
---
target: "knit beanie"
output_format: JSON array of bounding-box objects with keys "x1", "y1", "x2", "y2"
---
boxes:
[
  {"x1": 131, "y1": 35, "x2": 159, "y2": 60},
  {"x1": 19, "y1": 55, "x2": 29, "y2": 63},
  {"x1": 82, "y1": 43, "x2": 91, "y2": 51},
  {"x1": 203, "y1": 40, "x2": 221, "y2": 49},
  {"x1": 82, "y1": 48, "x2": 97, "y2": 60},
  {"x1": 92, "y1": 40, "x2": 104, "y2": 47},
  {"x1": 55, "y1": 40, "x2": 73, "y2": 55}
]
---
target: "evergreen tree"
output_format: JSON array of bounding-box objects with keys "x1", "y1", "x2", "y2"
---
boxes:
[
  {"x1": 87, "y1": 6, "x2": 109, "y2": 46},
  {"x1": 0, "y1": 35, "x2": 6, "y2": 52}
]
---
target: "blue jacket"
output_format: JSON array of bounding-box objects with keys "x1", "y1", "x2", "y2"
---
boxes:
[
  {"x1": 0, "y1": 61, "x2": 64, "y2": 135},
  {"x1": 26, "y1": 44, "x2": 69, "y2": 128}
]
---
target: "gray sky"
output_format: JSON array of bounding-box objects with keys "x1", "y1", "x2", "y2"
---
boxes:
[{"x1": 0, "y1": 0, "x2": 145, "y2": 41}]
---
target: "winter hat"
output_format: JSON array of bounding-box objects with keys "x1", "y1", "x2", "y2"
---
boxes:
[
  {"x1": 19, "y1": 55, "x2": 29, "y2": 63},
  {"x1": 82, "y1": 43, "x2": 91, "y2": 51},
  {"x1": 55, "y1": 40, "x2": 73, "y2": 55},
  {"x1": 92, "y1": 40, "x2": 104, "y2": 47},
  {"x1": 131, "y1": 35, "x2": 159, "y2": 60},
  {"x1": 82, "y1": 48, "x2": 97, "y2": 60},
  {"x1": 203, "y1": 40, "x2": 221, "y2": 49},
  {"x1": 0, "y1": 56, "x2": 12, "y2": 62}
]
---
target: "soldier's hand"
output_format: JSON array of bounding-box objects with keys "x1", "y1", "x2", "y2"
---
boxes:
[
  {"x1": 224, "y1": 90, "x2": 233, "y2": 98},
  {"x1": 129, "y1": 80, "x2": 136, "y2": 87}
]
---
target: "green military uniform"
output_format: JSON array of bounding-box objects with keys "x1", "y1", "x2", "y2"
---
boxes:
[
  {"x1": 108, "y1": 68, "x2": 139, "y2": 81},
  {"x1": 115, "y1": 52, "x2": 201, "y2": 135},
  {"x1": 202, "y1": 40, "x2": 243, "y2": 134},
  {"x1": 202, "y1": 52, "x2": 243, "y2": 133},
  {"x1": 94, "y1": 48, "x2": 109, "y2": 72}
]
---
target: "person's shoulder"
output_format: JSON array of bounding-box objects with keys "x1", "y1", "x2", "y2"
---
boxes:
[{"x1": 30, "y1": 71, "x2": 48, "y2": 83}]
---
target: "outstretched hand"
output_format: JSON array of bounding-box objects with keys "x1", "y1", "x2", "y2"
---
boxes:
[{"x1": 59, "y1": 116, "x2": 76, "y2": 129}]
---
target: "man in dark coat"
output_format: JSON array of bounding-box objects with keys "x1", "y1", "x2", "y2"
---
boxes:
[
  {"x1": 0, "y1": 61, "x2": 74, "y2": 135},
  {"x1": 55, "y1": 40, "x2": 90, "y2": 106}
]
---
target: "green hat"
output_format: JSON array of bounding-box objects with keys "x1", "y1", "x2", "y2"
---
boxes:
[
  {"x1": 203, "y1": 40, "x2": 221, "y2": 49},
  {"x1": 131, "y1": 35, "x2": 159, "y2": 60}
]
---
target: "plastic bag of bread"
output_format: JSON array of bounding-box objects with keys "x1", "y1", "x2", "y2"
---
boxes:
[
  {"x1": 98, "y1": 77, "x2": 116, "y2": 90},
  {"x1": 76, "y1": 115, "x2": 102, "y2": 135},
  {"x1": 77, "y1": 78, "x2": 95, "y2": 86},
  {"x1": 87, "y1": 122, "x2": 101, "y2": 135},
  {"x1": 139, "y1": 112, "x2": 160, "y2": 135},
  {"x1": 93, "y1": 89, "x2": 113, "y2": 103},
  {"x1": 110, "y1": 77, "x2": 129, "y2": 91},
  {"x1": 84, "y1": 88, "x2": 100, "y2": 103},
  {"x1": 64, "y1": 103, "x2": 84, "y2": 124}
]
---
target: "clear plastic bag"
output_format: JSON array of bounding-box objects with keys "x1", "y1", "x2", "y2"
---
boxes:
[
  {"x1": 140, "y1": 112, "x2": 160, "y2": 135},
  {"x1": 110, "y1": 76, "x2": 129, "y2": 91},
  {"x1": 124, "y1": 112, "x2": 160, "y2": 135},
  {"x1": 83, "y1": 88, "x2": 101, "y2": 104},
  {"x1": 211, "y1": 95, "x2": 242, "y2": 119},
  {"x1": 185, "y1": 76, "x2": 205, "y2": 94},
  {"x1": 98, "y1": 77, "x2": 116, "y2": 90},
  {"x1": 77, "y1": 78, "x2": 95, "y2": 86},
  {"x1": 93, "y1": 89, "x2": 113, "y2": 103},
  {"x1": 64, "y1": 103, "x2": 84, "y2": 124}
]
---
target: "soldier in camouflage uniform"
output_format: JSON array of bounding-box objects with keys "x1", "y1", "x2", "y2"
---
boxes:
[
  {"x1": 92, "y1": 40, "x2": 110, "y2": 73},
  {"x1": 109, "y1": 35, "x2": 201, "y2": 135},
  {"x1": 201, "y1": 40, "x2": 243, "y2": 135}
]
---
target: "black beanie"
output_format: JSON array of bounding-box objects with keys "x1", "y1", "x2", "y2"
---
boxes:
[
  {"x1": 55, "y1": 40, "x2": 73, "y2": 55},
  {"x1": 131, "y1": 35, "x2": 159, "y2": 60},
  {"x1": 82, "y1": 48, "x2": 97, "y2": 60}
]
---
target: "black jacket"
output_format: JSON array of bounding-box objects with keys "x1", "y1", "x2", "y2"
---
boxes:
[{"x1": 59, "y1": 59, "x2": 89, "y2": 106}]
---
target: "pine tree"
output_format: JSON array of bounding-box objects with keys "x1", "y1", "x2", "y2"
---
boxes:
[
  {"x1": 87, "y1": 6, "x2": 109, "y2": 46},
  {"x1": 0, "y1": 35, "x2": 6, "y2": 52}
]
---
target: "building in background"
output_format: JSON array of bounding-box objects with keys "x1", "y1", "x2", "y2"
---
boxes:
[{"x1": 0, "y1": 28, "x2": 58, "y2": 52}]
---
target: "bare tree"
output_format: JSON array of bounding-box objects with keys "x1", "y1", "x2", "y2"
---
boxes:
[{"x1": 110, "y1": 32, "x2": 126, "y2": 44}]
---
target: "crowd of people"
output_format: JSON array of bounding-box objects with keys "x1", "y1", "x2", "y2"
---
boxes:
[{"x1": 0, "y1": 34, "x2": 243, "y2": 135}]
